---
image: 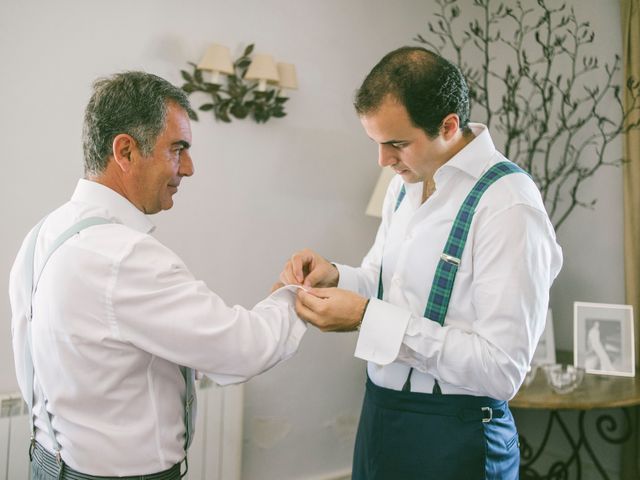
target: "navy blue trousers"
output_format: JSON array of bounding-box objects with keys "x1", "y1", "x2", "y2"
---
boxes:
[{"x1": 352, "y1": 378, "x2": 520, "y2": 480}]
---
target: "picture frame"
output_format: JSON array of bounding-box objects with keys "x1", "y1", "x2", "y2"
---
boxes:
[
  {"x1": 532, "y1": 309, "x2": 556, "y2": 366},
  {"x1": 574, "y1": 302, "x2": 635, "y2": 377}
]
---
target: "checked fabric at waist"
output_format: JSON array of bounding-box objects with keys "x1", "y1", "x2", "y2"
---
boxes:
[
  {"x1": 32, "y1": 442, "x2": 184, "y2": 480},
  {"x1": 365, "y1": 377, "x2": 506, "y2": 423}
]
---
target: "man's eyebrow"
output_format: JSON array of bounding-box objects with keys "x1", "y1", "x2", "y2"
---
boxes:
[
  {"x1": 172, "y1": 140, "x2": 191, "y2": 149},
  {"x1": 380, "y1": 139, "x2": 408, "y2": 145}
]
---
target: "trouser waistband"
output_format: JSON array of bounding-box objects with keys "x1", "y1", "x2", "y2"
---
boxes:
[
  {"x1": 365, "y1": 377, "x2": 506, "y2": 422},
  {"x1": 31, "y1": 442, "x2": 184, "y2": 480}
]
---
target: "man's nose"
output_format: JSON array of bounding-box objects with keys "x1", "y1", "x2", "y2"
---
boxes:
[
  {"x1": 378, "y1": 144, "x2": 397, "y2": 168},
  {"x1": 179, "y1": 151, "x2": 194, "y2": 177}
]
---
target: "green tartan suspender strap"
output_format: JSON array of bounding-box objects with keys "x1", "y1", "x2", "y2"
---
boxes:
[
  {"x1": 377, "y1": 161, "x2": 526, "y2": 310},
  {"x1": 375, "y1": 161, "x2": 527, "y2": 392},
  {"x1": 424, "y1": 161, "x2": 527, "y2": 325}
]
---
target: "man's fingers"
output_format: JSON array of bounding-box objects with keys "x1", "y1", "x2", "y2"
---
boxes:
[
  {"x1": 280, "y1": 259, "x2": 307, "y2": 286},
  {"x1": 303, "y1": 269, "x2": 325, "y2": 288},
  {"x1": 291, "y1": 252, "x2": 313, "y2": 284},
  {"x1": 297, "y1": 289, "x2": 324, "y2": 309},
  {"x1": 296, "y1": 289, "x2": 333, "y2": 327},
  {"x1": 303, "y1": 287, "x2": 334, "y2": 299},
  {"x1": 295, "y1": 293, "x2": 319, "y2": 325},
  {"x1": 279, "y1": 263, "x2": 298, "y2": 285}
]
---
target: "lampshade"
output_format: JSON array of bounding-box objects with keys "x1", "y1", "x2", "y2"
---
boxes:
[
  {"x1": 197, "y1": 44, "x2": 234, "y2": 73},
  {"x1": 365, "y1": 168, "x2": 396, "y2": 217},
  {"x1": 275, "y1": 62, "x2": 298, "y2": 90},
  {"x1": 245, "y1": 54, "x2": 279, "y2": 91},
  {"x1": 197, "y1": 44, "x2": 234, "y2": 84}
]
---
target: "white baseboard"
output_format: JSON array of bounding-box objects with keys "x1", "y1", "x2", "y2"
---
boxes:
[{"x1": 299, "y1": 467, "x2": 351, "y2": 480}]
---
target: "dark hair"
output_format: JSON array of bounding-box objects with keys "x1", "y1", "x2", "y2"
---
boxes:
[
  {"x1": 82, "y1": 71, "x2": 195, "y2": 176},
  {"x1": 354, "y1": 47, "x2": 470, "y2": 138}
]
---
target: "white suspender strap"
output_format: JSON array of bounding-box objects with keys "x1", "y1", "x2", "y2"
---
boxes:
[
  {"x1": 24, "y1": 216, "x2": 112, "y2": 462},
  {"x1": 24, "y1": 215, "x2": 197, "y2": 463},
  {"x1": 24, "y1": 216, "x2": 47, "y2": 457},
  {"x1": 181, "y1": 366, "x2": 197, "y2": 452}
]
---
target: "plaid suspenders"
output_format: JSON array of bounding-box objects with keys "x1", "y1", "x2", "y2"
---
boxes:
[
  {"x1": 424, "y1": 161, "x2": 526, "y2": 325},
  {"x1": 377, "y1": 161, "x2": 526, "y2": 321},
  {"x1": 376, "y1": 161, "x2": 526, "y2": 392}
]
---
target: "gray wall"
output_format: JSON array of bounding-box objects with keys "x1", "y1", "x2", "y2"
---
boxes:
[
  {"x1": 0, "y1": 0, "x2": 625, "y2": 479},
  {"x1": 547, "y1": 0, "x2": 625, "y2": 348}
]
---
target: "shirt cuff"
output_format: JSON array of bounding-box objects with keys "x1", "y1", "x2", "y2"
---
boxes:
[
  {"x1": 267, "y1": 285, "x2": 309, "y2": 350},
  {"x1": 335, "y1": 263, "x2": 360, "y2": 292},
  {"x1": 354, "y1": 298, "x2": 411, "y2": 365},
  {"x1": 286, "y1": 316, "x2": 308, "y2": 353}
]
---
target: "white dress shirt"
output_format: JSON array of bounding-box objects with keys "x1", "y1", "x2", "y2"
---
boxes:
[
  {"x1": 337, "y1": 124, "x2": 563, "y2": 400},
  {"x1": 10, "y1": 179, "x2": 306, "y2": 476}
]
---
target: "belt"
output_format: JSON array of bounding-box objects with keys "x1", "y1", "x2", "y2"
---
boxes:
[
  {"x1": 31, "y1": 442, "x2": 184, "y2": 480},
  {"x1": 366, "y1": 377, "x2": 506, "y2": 423}
]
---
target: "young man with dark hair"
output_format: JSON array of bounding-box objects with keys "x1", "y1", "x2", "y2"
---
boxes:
[{"x1": 280, "y1": 47, "x2": 562, "y2": 479}]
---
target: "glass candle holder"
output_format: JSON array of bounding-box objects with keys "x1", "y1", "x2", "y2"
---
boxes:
[{"x1": 542, "y1": 364, "x2": 585, "y2": 394}]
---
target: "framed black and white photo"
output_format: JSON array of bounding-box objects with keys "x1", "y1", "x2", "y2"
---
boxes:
[
  {"x1": 574, "y1": 302, "x2": 635, "y2": 377},
  {"x1": 532, "y1": 309, "x2": 556, "y2": 365}
]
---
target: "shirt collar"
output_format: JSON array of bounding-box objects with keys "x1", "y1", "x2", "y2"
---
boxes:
[
  {"x1": 403, "y1": 123, "x2": 496, "y2": 204},
  {"x1": 71, "y1": 179, "x2": 156, "y2": 234},
  {"x1": 438, "y1": 123, "x2": 496, "y2": 180}
]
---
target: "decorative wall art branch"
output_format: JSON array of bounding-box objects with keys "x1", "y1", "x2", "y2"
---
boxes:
[{"x1": 416, "y1": 0, "x2": 640, "y2": 229}]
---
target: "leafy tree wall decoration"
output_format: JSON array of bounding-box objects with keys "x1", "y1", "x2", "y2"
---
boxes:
[{"x1": 416, "y1": 0, "x2": 640, "y2": 229}]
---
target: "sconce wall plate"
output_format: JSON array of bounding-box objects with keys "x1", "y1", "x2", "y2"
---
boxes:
[{"x1": 181, "y1": 44, "x2": 296, "y2": 124}]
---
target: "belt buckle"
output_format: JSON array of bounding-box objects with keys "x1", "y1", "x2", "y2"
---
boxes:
[{"x1": 481, "y1": 406, "x2": 493, "y2": 423}]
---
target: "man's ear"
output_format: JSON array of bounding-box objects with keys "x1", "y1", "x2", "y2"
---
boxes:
[
  {"x1": 440, "y1": 114, "x2": 461, "y2": 141},
  {"x1": 112, "y1": 134, "x2": 136, "y2": 173}
]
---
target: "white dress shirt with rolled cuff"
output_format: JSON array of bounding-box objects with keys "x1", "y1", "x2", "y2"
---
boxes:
[
  {"x1": 336, "y1": 123, "x2": 563, "y2": 401},
  {"x1": 10, "y1": 179, "x2": 306, "y2": 476}
]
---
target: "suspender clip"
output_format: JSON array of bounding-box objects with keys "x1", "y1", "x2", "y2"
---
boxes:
[
  {"x1": 481, "y1": 406, "x2": 493, "y2": 423},
  {"x1": 180, "y1": 455, "x2": 190, "y2": 479},
  {"x1": 29, "y1": 436, "x2": 35, "y2": 462},
  {"x1": 440, "y1": 253, "x2": 461, "y2": 266}
]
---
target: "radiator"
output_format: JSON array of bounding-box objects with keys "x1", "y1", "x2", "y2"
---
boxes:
[{"x1": 0, "y1": 380, "x2": 243, "y2": 480}]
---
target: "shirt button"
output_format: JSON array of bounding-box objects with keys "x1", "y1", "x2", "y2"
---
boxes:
[{"x1": 392, "y1": 275, "x2": 402, "y2": 286}]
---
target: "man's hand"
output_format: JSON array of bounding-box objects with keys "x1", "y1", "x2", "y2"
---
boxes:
[
  {"x1": 279, "y1": 248, "x2": 339, "y2": 288},
  {"x1": 295, "y1": 287, "x2": 368, "y2": 332}
]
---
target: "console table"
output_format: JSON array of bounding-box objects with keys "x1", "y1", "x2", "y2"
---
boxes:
[{"x1": 511, "y1": 365, "x2": 640, "y2": 479}]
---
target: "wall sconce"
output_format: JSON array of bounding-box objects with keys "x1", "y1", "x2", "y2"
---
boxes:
[{"x1": 180, "y1": 43, "x2": 298, "y2": 123}]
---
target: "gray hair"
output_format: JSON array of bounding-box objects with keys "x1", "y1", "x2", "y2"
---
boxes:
[{"x1": 82, "y1": 71, "x2": 195, "y2": 176}]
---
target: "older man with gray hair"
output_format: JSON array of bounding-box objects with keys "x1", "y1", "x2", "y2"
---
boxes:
[{"x1": 10, "y1": 71, "x2": 306, "y2": 479}]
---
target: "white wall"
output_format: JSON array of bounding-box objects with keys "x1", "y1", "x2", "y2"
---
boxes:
[
  {"x1": 0, "y1": 1, "x2": 433, "y2": 479},
  {"x1": 539, "y1": 1, "x2": 626, "y2": 352},
  {"x1": 0, "y1": 0, "x2": 626, "y2": 478}
]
